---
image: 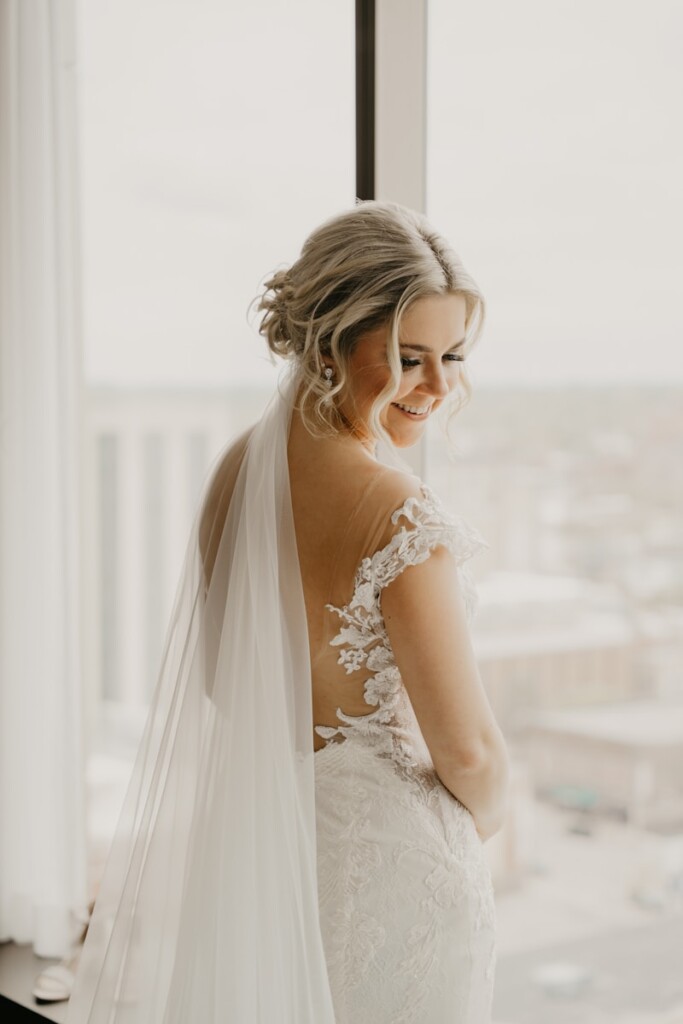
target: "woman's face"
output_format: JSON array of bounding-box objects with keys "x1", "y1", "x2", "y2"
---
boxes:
[{"x1": 337, "y1": 292, "x2": 469, "y2": 449}]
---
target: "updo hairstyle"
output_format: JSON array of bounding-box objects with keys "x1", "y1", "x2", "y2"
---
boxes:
[{"x1": 256, "y1": 200, "x2": 485, "y2": 444}]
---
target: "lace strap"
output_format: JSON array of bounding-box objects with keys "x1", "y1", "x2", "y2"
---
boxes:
[{"x1": 349, "y1": 483, "x2": 489, "y2": 610}]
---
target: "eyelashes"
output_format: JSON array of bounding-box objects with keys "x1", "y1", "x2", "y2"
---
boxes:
[{"x1": 400, "y1": 354, "x2": 465, "y2": 370}]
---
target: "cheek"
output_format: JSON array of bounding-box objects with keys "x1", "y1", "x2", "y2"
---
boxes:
[
  {"x1": 434, "y1": 361, "x2": 465, "y2": 383},
  {"x1": 396, "y1": 369, "x2": 422, "y2": 394},
  {"x1": 450, "y1": 362, "x2": 466, "y2": 385},
  {"x1": 345, "y1": 364, "x2": 394, "y2": 420},
  {"x1": 396, "y1": 363, "x2": 464, "y2": 398},
  {"x1": 362, "y1": 364, "x2": 395, "y2": 400}
]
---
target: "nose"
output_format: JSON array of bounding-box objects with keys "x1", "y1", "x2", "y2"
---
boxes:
[{"x1": 422, "y1": 360, "x2": 452, "y2": 399}]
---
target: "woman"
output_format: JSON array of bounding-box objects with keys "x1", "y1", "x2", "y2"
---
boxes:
[{"x1": 66, "y1": 200, "x2": 509, "y2": 1024}]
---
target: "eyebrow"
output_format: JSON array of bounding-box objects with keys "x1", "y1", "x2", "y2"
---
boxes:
[{"x1": 399, "y1": 337, "x2": 467, "y2": 353}]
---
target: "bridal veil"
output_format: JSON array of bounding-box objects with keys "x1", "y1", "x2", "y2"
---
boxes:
[{"x1": 66, "y1": 364, "x2": 338, "y2": 1022}]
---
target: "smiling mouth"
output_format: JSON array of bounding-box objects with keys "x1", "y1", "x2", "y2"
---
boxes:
[{"x1": 392, "y1": 401, "x2": 432, "y2": 419}]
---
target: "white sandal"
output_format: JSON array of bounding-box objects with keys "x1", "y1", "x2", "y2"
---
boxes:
[{"x1": 32, "y1": 951, "x2": 80, "y2": 1004}]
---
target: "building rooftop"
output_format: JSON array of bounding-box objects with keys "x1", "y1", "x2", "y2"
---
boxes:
[{"x1": 522, "y1": 700, "x2": 683, "y2": 747}]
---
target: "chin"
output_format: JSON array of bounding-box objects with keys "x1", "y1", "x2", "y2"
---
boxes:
[
  {"x1": 382, "y1": 422, "x2": 426, "y2": 449},
  {"x1": 388, "y1": 432, "x2": 424, "y2": 449},
  {"x1": 383, "y1": 402, "x2": 432, "y2": 447}
]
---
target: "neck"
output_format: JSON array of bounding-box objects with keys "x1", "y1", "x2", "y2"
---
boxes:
[
  {"x1": 293, "y1": 387, "x2": 378, "y2": 459},
  {"x1": 335, "y1": 406, "x2": 377, "y2": 457}
]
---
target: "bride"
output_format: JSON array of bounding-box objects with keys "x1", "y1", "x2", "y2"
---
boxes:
[{"x1": 66, "y1": 200, "x2": 510, "y2": 1023}]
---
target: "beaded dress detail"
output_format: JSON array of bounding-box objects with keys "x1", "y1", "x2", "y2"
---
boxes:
[{"x1": 313, "y1": 482, "x2": 497, "y2": 1023}]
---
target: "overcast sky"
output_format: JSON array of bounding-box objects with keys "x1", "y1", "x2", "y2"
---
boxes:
[{"x1": 78, "y1": 0, "x2": 682, "y2": 388}]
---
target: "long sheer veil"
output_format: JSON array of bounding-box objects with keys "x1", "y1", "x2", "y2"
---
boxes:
[{"x1": 66, "y1": 364, "x2": 337, "y2": 1022}]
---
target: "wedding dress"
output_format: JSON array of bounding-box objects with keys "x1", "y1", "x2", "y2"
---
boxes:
[
  {"x1": 311, "y1": 481, "x2": 497, "y2": 1024},
  {"x1": 66, "y1": 364, "x2": 496, "y2": 1024}
]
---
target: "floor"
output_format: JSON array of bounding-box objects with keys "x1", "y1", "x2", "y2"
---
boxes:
[
  {"x1": 0, "y1": 943, "x2": 67, "y2": 1023},
  {"x1": 0, "y1": 751, "x2": 131, "y2": 1023}
]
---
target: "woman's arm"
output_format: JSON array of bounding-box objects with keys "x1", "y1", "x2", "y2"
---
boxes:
[{"x1": 381, "y1": 543, "x2": 510, "y2": 841}]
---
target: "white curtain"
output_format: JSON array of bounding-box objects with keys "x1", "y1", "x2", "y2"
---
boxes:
[{"x1": 0, "y1": 0, "x2": 87, "y2": 957}]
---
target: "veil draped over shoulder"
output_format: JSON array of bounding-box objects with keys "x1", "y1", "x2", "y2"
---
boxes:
[{"x1": 66, "y1": 365, "x2": 338, "y2": 1022}]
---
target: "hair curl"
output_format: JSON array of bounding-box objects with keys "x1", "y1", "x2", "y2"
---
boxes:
[{"x1": 255, "y1": 200, "x2": 485, "y2": 447}]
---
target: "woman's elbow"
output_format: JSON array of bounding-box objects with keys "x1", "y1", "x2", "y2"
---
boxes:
[
  {"x1": 436, "y1": 730, "x2": 511, "y2": 840},
  {"x1": 477, "y1": 740, "x2": 512, "y2": 840},
  {"x1": 439, "y1": 724, "x2": 508, "y2": 778}
]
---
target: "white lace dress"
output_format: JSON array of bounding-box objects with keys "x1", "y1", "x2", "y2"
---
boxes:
[{"x1": 313, "y1": 483, "x2": 496, "y2": 1023}]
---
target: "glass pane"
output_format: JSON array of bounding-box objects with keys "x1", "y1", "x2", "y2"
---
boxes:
[
  {"x1": 78, "y1": 0, "x2": 354, "y2": 853},
  {"x1": 79, "y1": 0, "x2": 354, "y2": 389},
  {"x1": 427, "y1": 3, "x2": 683, "y2": 1020}
]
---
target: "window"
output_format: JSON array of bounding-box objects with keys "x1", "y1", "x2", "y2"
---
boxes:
[
  {"x1": 78, "y1": 0, "x2": 354, "y2": 845},
  {"x1": 426, "y1": 2, "x2": 683, "y2": 1018}
]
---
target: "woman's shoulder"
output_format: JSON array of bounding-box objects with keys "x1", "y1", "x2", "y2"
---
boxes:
[
  {"x1": 203, "y1": 426, "x2": 253, "y2": 509},
  {"x1": 198, "y1": 426, "x2": 254, "y2": 584},
  {"x1": 335, "y1": 462, "x2": 433, "y2": 563},
  {"x1": 326, "y1": 454, "x2": 425, "y2": 519},
  {"x1": 363, "y1": 464, "x2": 428, "y2": 523},
  {"x1": 360, "y1": 468, "x2": 488, "y2": 574}
]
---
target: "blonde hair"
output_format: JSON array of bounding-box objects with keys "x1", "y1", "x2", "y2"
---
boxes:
[{"x1": 256, "y1": 200, "x2": 485, "y2": 446}]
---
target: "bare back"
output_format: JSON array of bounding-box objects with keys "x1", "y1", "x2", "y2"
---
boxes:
[
  {"x1": 199, "y1": 400, "x2": 422, "y2": 753},
  {"x1": 286, "y1": 405, "x2": 425, "y2": 751}
]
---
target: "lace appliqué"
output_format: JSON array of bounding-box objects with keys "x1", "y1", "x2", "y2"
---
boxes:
[
  {"x1": 390, "y1": 788, "x2": 498, "y2": 1021},
  {"x1": 315, "y1": 485, "x2": 495, "y2": 1020},
  {"x1": 315, "y1": 744, "x2": 497, "y2": 1021},
  {"x1": 316, "y1": 762, "x2": 387, "y2": 993},
  {"x1": 314, "y1": 483, "x2": 489, "y2": 770}
]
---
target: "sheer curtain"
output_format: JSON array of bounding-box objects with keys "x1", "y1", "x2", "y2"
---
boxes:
[{"x1": 0, "y1": 0, "x2": 87, "y2": 957}]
